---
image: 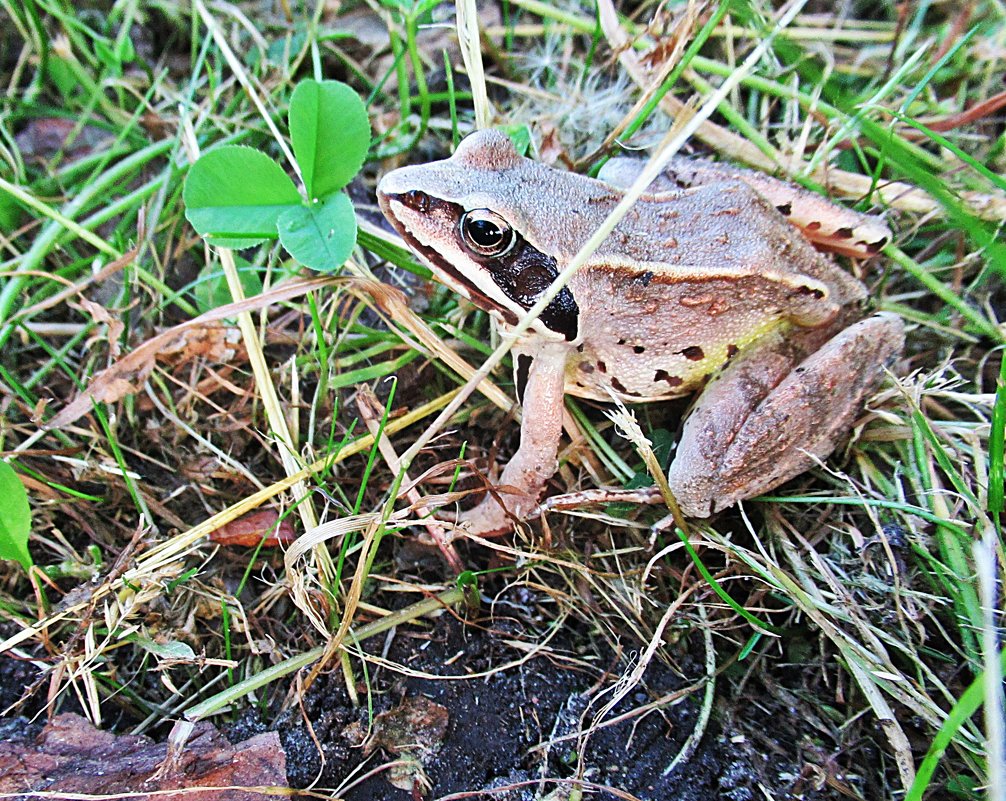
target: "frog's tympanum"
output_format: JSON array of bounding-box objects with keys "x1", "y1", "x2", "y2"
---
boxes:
[{"x1": 378, "y1": 130, "x2": 904, "y2": 534}]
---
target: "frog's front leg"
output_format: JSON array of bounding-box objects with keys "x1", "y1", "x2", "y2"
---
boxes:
[
  {"x1": 668, "y1": 312, "x2": 904, "y2": 518},
  {"x1": 456, "y1": 339, "x2": 571, "y2": 536}
]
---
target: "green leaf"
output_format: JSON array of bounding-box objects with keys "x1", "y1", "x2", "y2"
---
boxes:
[
  {"x1": 289, "y1": 80, "x2": 371, "y2": 200},
  {"x1": 0, "y1": 186, "x2": 23, "y2": 233},
  {"x1": 194, "y1": 258, "x2": 264, "y2": 314},
  {"x1": 116, "y1": 34, "x2": 136, "y2": 66},
  {"x1": 266, "y1": 31, "x2": 308, "y2": 66},
  {"x1": 47, "y1": 55, "x2": 76, "y2": 101},
  {"x1": 277, "y1": 192, "x2": 356, "y2": 272},
  {"x1": 132, "y1": 635, "x2": 197, "y2": 661},
  {"x1": 500, "y1": 123, "x2": 533, "y2": 156},
  {"x1": 456, "y1": 570, "x2": 479, "y2": 590},
  {"x1": 0, "y1": 460, "x2": 33, "y2": 571},
  {"x1": 94, "y1": 40, "x2": 118, "y2": 72},
  {"x1": 184, "y1": 145, "x2": 301, "y2": 248}
]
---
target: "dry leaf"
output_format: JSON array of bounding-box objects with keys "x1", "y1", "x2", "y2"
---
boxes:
[
  {"x1": 73, "y1": 297, "x2": 126, "y2": 358},
  {"x1": 48, "y1": 276, "x2": 335, "y2": 430},
  {"x1": 208, "y1": 509, "x2": 296, "y2": 548},
  {"x1": 0, "y1": 713, "x2": 287, "y2": 801},
  {"x1": 360, "y1": 695, "x2": 449, "y2": 793},
  {"x1": 15, "y1": 118, "x2": 111, "y2": 161}
]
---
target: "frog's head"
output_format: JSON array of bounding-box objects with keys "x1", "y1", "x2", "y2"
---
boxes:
[{"x1": 377, "y1": 130, "x2": 582, "y2": 341}]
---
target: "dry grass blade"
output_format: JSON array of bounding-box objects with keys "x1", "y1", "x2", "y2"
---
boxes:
[{"x1": 215, "y1": 249, "x2": 321, "y2": 552}]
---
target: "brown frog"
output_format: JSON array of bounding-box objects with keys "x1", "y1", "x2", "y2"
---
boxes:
[{"x1": 377, "y1": 130, "x2": 903, "y2": 534}]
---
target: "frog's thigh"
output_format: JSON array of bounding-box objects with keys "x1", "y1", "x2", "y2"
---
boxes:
[{"x1": 668, "y1": 313, "x2": 904, "y2": 518}]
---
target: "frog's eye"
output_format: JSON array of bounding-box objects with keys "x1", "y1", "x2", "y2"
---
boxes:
[{"x1": 459, "y1": 209, "x2": 516, "y2": 258}]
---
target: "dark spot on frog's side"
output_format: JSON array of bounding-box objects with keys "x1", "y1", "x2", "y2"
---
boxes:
[
  {"x1": 597, "y1": 361, "x2": 607, "y2": 373},
  {"x1": 679, "y1": 346, "x2": 705, "y2": 361},
  {"x1": 586, "y1": 191, "x2": 624, "y2": 205},
  {"x1": 654, "y1": 369, "x2": 683, "y2": 387},
  {"x1": 834, "y1": 227, "x2": 855, "y2": 239},
  {"x1": 775, "y1": 202, "x2": 792, "y2": 216},
  {"x1": 726, "y1": 344, "x2": 739, "y2": 359},
  {"x1": 637, "y1": 270, "x2": 654, "y2": 286},
  {"x1": 611, "y1": 377, "x2": 627, "y2": 393},
  {"x1": 633, "y1": 345, "x2": 645, "y2": 354}
]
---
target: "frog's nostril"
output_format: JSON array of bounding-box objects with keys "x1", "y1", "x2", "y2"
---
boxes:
[{"x1": 402, "y1": 190, "x2": 431, "y2": 213}]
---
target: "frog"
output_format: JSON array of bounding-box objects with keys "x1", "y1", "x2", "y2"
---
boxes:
[{"x1": 376, "y1": 129, "x2": 904, "y2": 535}]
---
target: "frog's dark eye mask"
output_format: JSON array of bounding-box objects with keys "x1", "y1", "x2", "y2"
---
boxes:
[{"x1": 387, "y1": 190, "x2": 580, "y2": 341}]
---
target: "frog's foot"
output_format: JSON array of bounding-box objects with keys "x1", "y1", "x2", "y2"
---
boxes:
[
  {"x1": 451, "y1": 484, "x2": 542, "y2": 538},
  {"x1": 450, "y1": 430, "x2": 560, "y2": 537},
  {"x1": 668, "y1": 313, "x2": 904, "y2": 518}
]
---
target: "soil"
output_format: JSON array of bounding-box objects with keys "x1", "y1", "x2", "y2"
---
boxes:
[
  {"x1": 215, "y1": 582, "x2": 868, "y2": 801},
  {"x1": 0, "y1": 551, "x2": 899, "y2": 801}
]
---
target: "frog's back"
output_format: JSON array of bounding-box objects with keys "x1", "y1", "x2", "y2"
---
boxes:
[
  {"x1": 565, "y1": 184, "x2": 867, "y2": 403},
  {"x1": 599, "y1": 183, "x2": 864, "y2": 303},
  {"x1": 505, "y1": 164, "x2": 868, "y2": 312}
]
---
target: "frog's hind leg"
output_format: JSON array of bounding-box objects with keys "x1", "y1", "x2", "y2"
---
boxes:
[{"x1": 667, "y1": 313, "x2": 904, "y2": 518}]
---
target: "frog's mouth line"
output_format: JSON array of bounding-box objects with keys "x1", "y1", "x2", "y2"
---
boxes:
[{"x1": 379, "y1": 191, "x2": 521, "y2": 327}]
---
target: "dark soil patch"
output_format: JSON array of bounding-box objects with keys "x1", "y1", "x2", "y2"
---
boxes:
[
  {"x1": 222, "y1": 590, "x2": 830, "y2": 801},
  {"x1": 1, "y1": 583, "x2": 893, "y2": 801}
]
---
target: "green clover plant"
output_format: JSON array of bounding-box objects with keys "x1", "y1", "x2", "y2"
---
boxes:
[{"x1": 184, "y1": 79, "x2": 370, "y2": 272}]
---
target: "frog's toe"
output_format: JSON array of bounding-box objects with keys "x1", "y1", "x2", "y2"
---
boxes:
[
  {"x1": 668, "y1": 313, "x2": 904, "y2": 518},
  {"x1": 453, "y1": 491, "x2": 528, "y2": 538}
]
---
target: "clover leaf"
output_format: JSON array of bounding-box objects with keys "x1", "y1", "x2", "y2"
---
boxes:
[{"x1": 184, "y1": 79, "x2": 370, "y2": 274}]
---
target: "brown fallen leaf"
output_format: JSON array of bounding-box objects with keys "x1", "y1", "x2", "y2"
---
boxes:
[
  {"x1": 15, "y1": 117, "x2": 112, "y2": 161},
  {"x1": 48, "y1": 275, "x2": 336, "y2": 431},
  {"x1": 208, "y1": 509, "x2": 296, "y2": 548},
  {"x1": 160, "y1": 324, "x2": 243, "y2": 362},
  {"x1": 345, "y1": 694, "x2": 449, "y2": 795},
  {"x1": 73, "y1": 296, "x2": 127, "y2": 358},
  {"x1": 0, "y1": 712, "x2": 287, "y2": 801},
  {"x1": 536, "y1": 122, "x2": 566, "y2": 167}
]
